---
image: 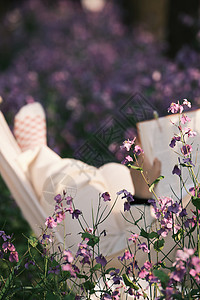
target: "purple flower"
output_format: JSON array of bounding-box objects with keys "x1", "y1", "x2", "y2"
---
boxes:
[
  {"x1": 169, "y1": 136, "x2": 181, "y2": 148},
  {"x1": 41, "y1": 234, "x2": 52, "y2": 244},
  {"x1": 172, "y1": 165, "x2": 181, "y2": 176},
  {"x1": 54, "y1": 194, "x2": 62, "y2": 203},
  {"x1": 102, "y1": 192, "x2": 111, "y2": 202},
  {"x1": 0, "y1": 231, "x2": 11, "y2": 242},
  {"x1": 183, "y1": 157, "x2": 194, "y2": 166},
  {"x1": 72, "y1": 209, "x2": 82, "y2": 219},
  {"x1": 110, "y1": 269, "x2": 122, "y2": 284},
  {"x1": 181, "y1": 144, "x2": 192, "y2": 156},
  {"x1": 96, "y1": 254, "x2": 107, "y2": 267},
  {"x1": 66, "y1": 196, "x2": 73, "y2": 206},
  {"x1": 25, "y1": 260, "x2": 35, "y2": 269},
  {"x1": 45, "y1": 217, "x2": 57, "y2": 229},
  {"x1": 179, "y1": 208, "x2": 187, "y2": 217},
  {"x1": 138, "y1": 242, "x2": 150, "y2": 253},
  {"x1": 124, "y1": 201, "x2": 131, "y2": 212},
  {"x1": 48, "y1": 265, "x2": 60, "y2": 275}
]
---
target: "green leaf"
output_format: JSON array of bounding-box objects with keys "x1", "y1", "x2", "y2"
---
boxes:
[
  {"x1": 83, "y1": 280, "x2": 95, "y2": 291},
  {"x1": 81, "y1": 232, "x2": 99, "y2": 247},
  {"x1": 122, "y1": 274, "x2": 139, "y2": 290},
  {"x1": 149, "y1": 176, "x2": 164, "y2": 192},
  {"x1": 153, "y1": 269, "x2": 169, "y2": 289},
  {"x1": 28, "y1": 236, "x2": 38, "y2": 248},
  {"x1": 105, "y1": 268, "x2": 116, "y2": 274},
  {"x1": 140, "y1": 229, "x2": 158, "y2": 239},
  {"x1": 76, "y1": 273, "x2": 88, "y2": 280},
  {"x1": 128, "y1": 164, "x2": 143, "y2": 171},
  {"x1": 140, "y1": 228, "x2": 149, "y2": 238},
  {"x1": 153, "y1": 239, "x2": 165, "y2": 252},
  {"x1": 192, "y1": 196, "x2": 200, "y2": 209},
  {"x1": 90, "y1": 263, "x2": 101, "y2": 272}
]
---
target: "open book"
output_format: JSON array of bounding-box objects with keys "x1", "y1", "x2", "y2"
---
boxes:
[{"x1": 137, "y1": 109, "x2": 200, "y2": 198}]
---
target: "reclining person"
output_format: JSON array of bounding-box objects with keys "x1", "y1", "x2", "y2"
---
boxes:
[{"x1": 13, "y1": 102, "x2": 161, "y2": 262}]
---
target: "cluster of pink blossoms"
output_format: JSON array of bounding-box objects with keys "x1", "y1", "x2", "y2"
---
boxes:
[
  {"x1": 45, "y1": 194, "x2": 82, "y2": 230},
  {"x1": 0, "y1": 230, "x2": 19, "y2": 263},
  {"x1": 120, "y1": 138, "x2": 144, "y2": 165}
]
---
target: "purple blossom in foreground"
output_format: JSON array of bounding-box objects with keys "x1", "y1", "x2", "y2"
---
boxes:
[
  {"x1": 95, "y1": 254, "x2": 107, "y2": 267},
  {"x1": 101, "y1": 290, "x2": 120, "y2": 300},
  {"x1": 169, "y1": 136, "x2": 181, "y2": 148},
  {"x1": 0, "y1": 231, "x2": 11, "y2": 241},
  {"x1": 25, "y1": 260, "x2": 35, "y2": 269},
  {"x1": 48, "y1": 265, "x2": 60, "y2": 275},
  {"x1": 172, "y1": 165, "x2": 181, "y2": 176},
  {"x1": 102, "y1": 192, "x2": 111, "y2": 202},
  {"x1": 181, "y1": 144, "x2": 192, "y2": 156},
  {"x1": 54, "y1": 194, "x2": 62, "y2": 204},
  {"x1": 66, "y1": 196, "x2": 73, "y2": 206},
  {"x1": 138, "y1": 242, "x2": 150, "y2": 253},
  {"x1": 72, "y1": 209, "x2": 82, "y2": 219},
  {"x1": 117, "y1": 189, "x2": 134, "y2": 211}
]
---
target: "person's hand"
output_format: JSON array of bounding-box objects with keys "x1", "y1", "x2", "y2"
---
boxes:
[{"x1": 130, "y1": 155, "x2": 161, "y2": 199}]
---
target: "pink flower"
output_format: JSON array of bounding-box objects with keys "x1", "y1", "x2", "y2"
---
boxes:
[
  {"x1": 121, "y1": 155, "x2": 133, "y2": 165},
  {"x1": 9, "y1": 251, "x2": 19, "y2": 262},
  {"x1": 133, "y1": 145, "x2": 144, "y2": 155},
  {"x1": 55, "y1": 211, "x2": 65, "y2": 223},
  {"x1": 45, "y1": 217, "x2": 57, "y2": 228},
  {"x1": 183, "y1": 99, "x2": 191, "y2": 108},
  {"x1": 102, "y1": 192, "x2": 111, "y2": 201},
  {"x1": 168, "y1": 102, "x2": 183, "y2": 114},
  {"x1": 128, "y1": 233, "x2": 139, "y2": 243},
  {"x1": 120, "y1": 138, "x2": 136, "y2": 151},
  {"x1": 63, "y1": 250, "x2": 74, "y2": 263},
  {"x1": 181, "y1": 114, "x2": 191, "y2": 124}
]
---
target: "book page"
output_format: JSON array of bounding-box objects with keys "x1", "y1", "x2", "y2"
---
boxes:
[{"x1": 137, "y1": 110, "x2": 200, "y2": 198}]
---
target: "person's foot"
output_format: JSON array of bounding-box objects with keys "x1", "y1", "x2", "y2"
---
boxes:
[
  {"x1": 14, "y1": 102, "x2": 47, "y2": 152},
  {"x1": 130, "y1": 155, "x2": 161, "y2": 199}
]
